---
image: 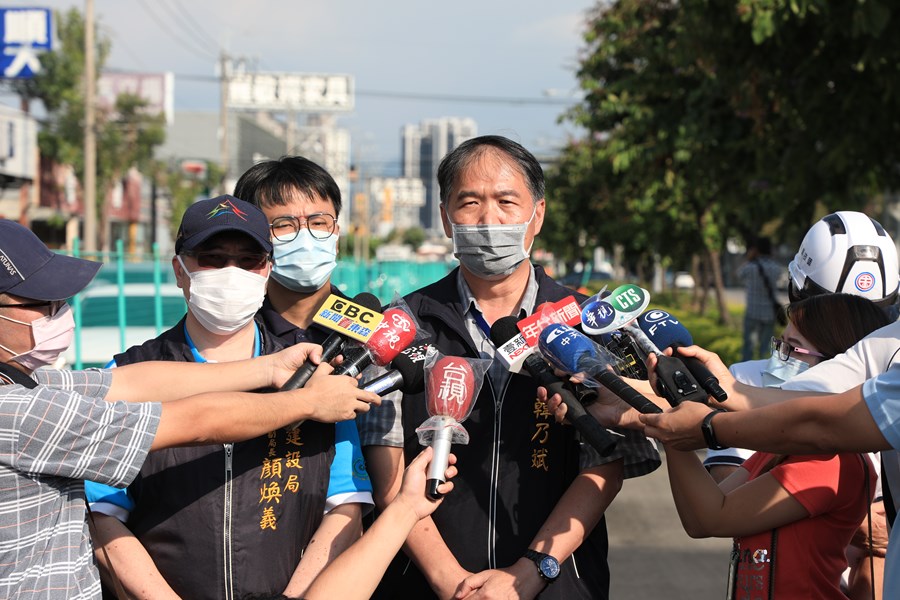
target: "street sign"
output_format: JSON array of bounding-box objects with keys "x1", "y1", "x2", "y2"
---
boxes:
[{"x1": 0, "y1": 8, "x2": 52, "y2": 79}]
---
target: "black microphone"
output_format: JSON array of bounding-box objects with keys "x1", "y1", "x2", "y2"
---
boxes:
[
  {"x1": 536, "y1": 322, "x2": 664, "y2": 415},
  {"x1": 281, "y1": 292, "x2": 381, "y2": 391},
  {"x1": 490, "y1": 317, "x2": 619, "y2": 456},
  {"x1": 637, "y1": 310, "x2": 727, "y2": 402},
  {"x1": 360, "y1": 344, "x2": 429, "y2": 396},
  {"x1": 620, "y1": 322, "x2": 708, "y2": 406}
]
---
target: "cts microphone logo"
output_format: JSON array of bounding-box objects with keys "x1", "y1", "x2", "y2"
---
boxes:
[
  {"x1": 608, "y1": 284, "x2": 646, "y2": 313},
  {"x1": 313, "y1": 294, "x2": 385, "y2": 342}
]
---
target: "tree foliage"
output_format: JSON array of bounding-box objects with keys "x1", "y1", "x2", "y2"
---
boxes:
[
  {"x1": 546, "y1": 0, "x2": 900, "y2": 319},
  {"x1": 12, "y1": 8, "x2": 166, "y2": 248}
]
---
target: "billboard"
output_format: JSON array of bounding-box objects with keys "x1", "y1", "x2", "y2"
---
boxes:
[
  {"x1": 227, "y1": 72, "x2": 354, "y2": 112},
  {"x1": 97, "y1": 72, "x2": 175, "y2": 125},
  {"x1": 0, "y1": 8, "x2": 53, "y2": 79}
]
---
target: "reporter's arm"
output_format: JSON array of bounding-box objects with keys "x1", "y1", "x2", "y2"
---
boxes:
[
  {"x1": 90, "y1": 514, "x2": 180, "y2": 600},
  {"x1": 305, "y1": 448, "x2": 454, "y2": 600},
  {"x1": 106, "y1": 343, "x2": 322, "y2": 402},
  {"x1": 641, "y1": 385, "x2": 891, "y2": 454},
  {"x1": 663, "y1": 448, "x2": 808, "y2": 538},
  {"x1": 151, "y1": 372, "x2": 380, "y2": 451}
]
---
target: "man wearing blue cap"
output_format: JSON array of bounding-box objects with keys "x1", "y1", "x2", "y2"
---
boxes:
[
  {"x1": 0, "y1": 218, "x2": 379, "y2": 600},
  {"x1": 86, "y1": 196, "x2": 353, "y2": 600}
]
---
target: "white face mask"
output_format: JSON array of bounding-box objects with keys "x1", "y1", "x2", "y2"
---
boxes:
[
  {"x1": 449, "y1": 206, "x2": 536, "y2": 280},
  {"x1": 178, "y1": 257, "x2": 268, "y2": 335},
  {"x1": 0, "y1": 303, "x2": 75, "y2": 370},
  {"x1": 761, "y1": 350, "x2": 810, "y2": 387}
]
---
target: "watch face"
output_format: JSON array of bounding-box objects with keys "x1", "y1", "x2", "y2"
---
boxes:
[{"x1": 540, "y1": 556, "x2": 560, "y2": 579}]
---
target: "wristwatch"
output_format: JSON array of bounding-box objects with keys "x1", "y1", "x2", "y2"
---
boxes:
[
  {"x1": 701, "y1": 408, "x2": 728, "y2": 450},
  {"x1": 524, "y1": 549, "x2": 560, "y2": 582}
]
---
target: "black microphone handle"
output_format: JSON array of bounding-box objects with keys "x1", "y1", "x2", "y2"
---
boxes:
[
  {"x1": 281, "y1": 331, "x2": 348, "y2": 391},
  {"x1": 672, "y1": 345, "x2": 728, "y2": 402},
  {"x1": 544, "y1": 379, "x2": 619, "y2": 456},
  {"x1": 593, "y1": 370, "x2": 663, "y2": 414},
  {"x1": 333, "y1": 347, "x2": 374, "y2": 378},
  {"x1": 523, "y1": 355, "x2": 618, "y2": 456}
]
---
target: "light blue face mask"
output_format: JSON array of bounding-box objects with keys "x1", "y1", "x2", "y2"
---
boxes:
[
  {"x1": 760, "y1": 350, "x2": 810, "y2": 387},
  {"x1": 271, "y1": 230, "x2": 338, "y2": 293}
]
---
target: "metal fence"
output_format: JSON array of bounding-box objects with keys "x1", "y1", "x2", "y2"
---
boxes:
[{"x1": 64, "y1": 239, "x2": 453, "y2": 368}]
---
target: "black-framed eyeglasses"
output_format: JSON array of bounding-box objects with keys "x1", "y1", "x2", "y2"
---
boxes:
[
  {"x1": 771, "y1": 337, "x2": 826, "y2": 362},
  {"x1": 270, "y1": 213, "x2": 337, "y2": 242},
  {"x1": 0, "y1": 300, "x2": 65, "y2": 317},
  {"x1": 183, "y1": 251, "x2": 271, "y2": 271}
]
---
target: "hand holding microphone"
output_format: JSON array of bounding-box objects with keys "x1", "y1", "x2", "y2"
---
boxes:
[
  {"x1": 490, "y1": 317, "x2": 619, "y2": 456},
  {"x1": 281, "y1": 292, "x2": 382, "y2": 391},
  {"x1": 637, "y1": 310, "x2": 727, "y2": 402}
]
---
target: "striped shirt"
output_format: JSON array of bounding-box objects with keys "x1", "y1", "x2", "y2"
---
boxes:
[{"x1": 0, "y1": 368, "x2": 160, "y2": 600}]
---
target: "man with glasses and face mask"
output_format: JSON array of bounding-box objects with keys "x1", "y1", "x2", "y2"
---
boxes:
[
  {"x1": 358, "y1": 136, "x2": 659, "y2": 600},
  {"x1": 85, "y1": 196, "x2": 350, "y2": 600},
  {"x1": 234, "y1": 158, "x2": 376, "y2": 597}
]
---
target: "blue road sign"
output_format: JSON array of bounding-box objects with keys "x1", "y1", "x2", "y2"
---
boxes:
[{"x1": 0, "y1": 8, "x2": 53, "y2": 79}]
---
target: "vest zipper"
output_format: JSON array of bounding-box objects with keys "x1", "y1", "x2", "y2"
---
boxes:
[
  {"x1": 223, "y1": 443, "x2": 235, "y2": 600},
  {"x1": 486, "y1": 375, "x2": 511, "y2": 570}
]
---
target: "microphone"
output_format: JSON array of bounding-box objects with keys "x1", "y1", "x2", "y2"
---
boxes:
[
  {"x1": 424, "y1": 355, "x2": 478, "y2": 499},
  {"x1": 281, "y1": 292, "x2": 381, "y2": 391},
  {"x1": 490, "y1": 317, "x2": 618, "y2": 456},
  {"x1": 637, "y1": 310, "x2": 727, "y2": 402},
  {"x1": 333, "y1": 307, "x2": 418, "y2": 377},
  {"x1": 619, "y1": 322, "x2": 708, "y2": 406},
  {"x1": 537, "y1": 323, "x2": 663, "y2": 414},
  {"x1": 360, "y1": 343, "x2": 430, "y2": 396}
]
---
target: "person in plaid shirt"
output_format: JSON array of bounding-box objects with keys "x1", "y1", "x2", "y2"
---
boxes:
[{"x1": 0, "y1": 220, "x2": 379, "y2": 600}]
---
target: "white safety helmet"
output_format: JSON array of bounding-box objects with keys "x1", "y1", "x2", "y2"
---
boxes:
[{"x1": 788, "y1": 211, "x2": 899, "y2": 308}]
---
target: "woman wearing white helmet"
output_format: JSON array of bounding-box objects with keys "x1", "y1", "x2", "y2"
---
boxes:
[{"x1": 788, "y1": 211, "x2": 900, "y2": 309}]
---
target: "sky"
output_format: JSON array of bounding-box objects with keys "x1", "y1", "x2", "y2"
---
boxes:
[{"x1": 12, "y1": 0, "x2": 596, "y2": 174}]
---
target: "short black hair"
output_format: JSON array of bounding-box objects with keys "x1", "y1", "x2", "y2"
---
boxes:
[
  {"x1": 233, "y1": 156, "x2": 342, "y2": 217},
  {"x1": 436, "y1": 135, "x2": 544, "y2": 205}
]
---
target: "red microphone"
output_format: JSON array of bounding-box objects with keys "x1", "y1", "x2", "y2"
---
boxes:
[
  {"x1": 333, "y1": 308, "x2": 418, "y2": 377},
  {"x1": 420, "y1": 355, "x2": 478, "y2": 499}
]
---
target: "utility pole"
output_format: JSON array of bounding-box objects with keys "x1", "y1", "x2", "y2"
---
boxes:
[
  {"x1": 83, "y1": 0, "x2": 97, "y2": 251},
  {"x1": 219, "y1": 52, "x2": 230, "y2": 186}
]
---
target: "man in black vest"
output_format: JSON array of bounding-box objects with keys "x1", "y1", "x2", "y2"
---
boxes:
[
  {"x1": 360, "y1": 136, "x2": 660, "y2": 599},
  {"x1": 87, "y1": 196, "x2": 343, "y2": 600}
]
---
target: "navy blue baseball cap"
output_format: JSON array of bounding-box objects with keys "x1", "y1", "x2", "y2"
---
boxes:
[
  {"x1": 175, "y1": 195, "x2": 272, "y2": 255},
  {"x1": 0, "y1": 220, "x2": 101, "y2": 301}
]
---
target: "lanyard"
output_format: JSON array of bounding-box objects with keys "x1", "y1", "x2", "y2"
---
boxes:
[{"x1": 184, "y1": 322, "x2": 261, "y2": 363}]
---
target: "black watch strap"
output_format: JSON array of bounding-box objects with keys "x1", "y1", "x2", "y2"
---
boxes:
[
  {"x1": 524, "y1": 549, "x2": 560, "y2": 582},
  {"x1": 701, "y1": 409, "x2": 728, "y2": 450}
]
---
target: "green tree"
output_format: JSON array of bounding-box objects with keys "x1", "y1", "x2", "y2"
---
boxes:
[
  {"x1": 547, "y1": 0, "x2": 900, "y2": 323},
  {"x1": 13, "y1": 8, "x2": 167, "y2": 250}
]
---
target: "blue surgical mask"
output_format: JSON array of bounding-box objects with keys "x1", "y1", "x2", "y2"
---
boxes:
[
  {"x1": 271, "y1": 230, "x2": 338, "y2": 293},
  {"x1": 761, "y1": 350, "x2": 810, "y2": 387}
]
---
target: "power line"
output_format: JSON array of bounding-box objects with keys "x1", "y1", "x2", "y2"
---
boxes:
[
  {"x1": 134, "y1": 0, "x2": 217, "y2": 62},
  {"x1": 158, "y1": 0, "x2": 219, "y2": 52},
  {"x1": 102, "y1": 69, "x2": 579, "y2": 106}
]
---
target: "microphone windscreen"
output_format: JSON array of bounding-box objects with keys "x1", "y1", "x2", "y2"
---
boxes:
[
  {"x1": 637, "y1": 309, "x2": 693, "y2": 350},
  {"x1": 367, "y1": 308, "x2": 418, "y2": 365},
  {"x1": 391, "y1": 350, "x2": 426, "y2": 394},
  {"x1": 489, "y1": 316, "x2": 521, "y2": 346},
  {"x1": 538, "y1": 324, "x2": 599, "y2": 374},
  {"x1": 353, "y1": 292, "x2": 382, "y2": 312},
  {"x1": 426, "y1": 356, "x2": 477, "y2": 421}
]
